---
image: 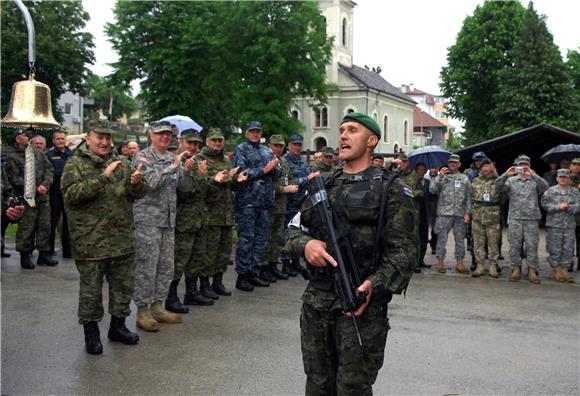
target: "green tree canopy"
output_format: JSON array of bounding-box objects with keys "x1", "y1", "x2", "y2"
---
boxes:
[
  {"x1": 490, "y1": 2, "x2": 576, "y2": 136},
  {"x1": 566, "y1": 48, "x2": 580, "y2": 131},
  {"x1": 84, "y1": 73, "x2": 138, "y2": 123},
  {"x1": 106, "y1": 0, "x2": 332, "y2": 139}
]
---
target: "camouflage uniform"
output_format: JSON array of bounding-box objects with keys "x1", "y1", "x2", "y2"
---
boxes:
[
  {"x1": 570, "y1": 172, "x2": 580, "y2": 266},
  {"x1": 470, "y1": 171, "x2": 503, "y2": 268},
  {"x1": 283, "y1": 151, "x2": 312, "y2": 223},
  {"x1": 311, "y1": 161, "x2": 334, "y2": 173},
  {"x1": 496, "y1": 172, "x2": 549, "y2": 269},
  {"x1": 61, "y1": 143, "x2": 147, "y2": 324},
  {"x1": 285, "y1": 166, "x2": 418, "y2": 395},
  {"x1": 429, "y1": 172, "x2": 471, "y2": 259},
  {"x1": 3, "y1": 144, "x2": 53, "y2": 254},
  {"x1": 541, "y1": 185, "x2": 580, "y2": 268},
  {"x1": 132, "y1": 146, "x2": 192, "y2": 306},
  {"x1": 198, "y1": 145, "x2": 235, "y2": 275}
]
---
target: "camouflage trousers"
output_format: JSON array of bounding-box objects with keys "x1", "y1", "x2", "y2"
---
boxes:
[
  {"x1": 174, "y1": 227, "x2": 209, "y2": 281},
  {"x1": 301, "y1": 302, "x2": 389, "y2": 396},
  {"x1": 75, "y1": 253, "x2": 135, "y2": 325},
  {"x1": 205, "y1": 225, "x2": 232, "y2": 275},
  {"x1": 546, "y1": 227, "x2": 575, "y2": 268},
  {"x1": 235, "y1": 207, "x2": 269, "y2": 275},
  {"x1": 133, "y1": 225, "x2": 174, "y2": 306},
  {"x1": 434, "y1": 215, "x2": 466, "y2": 259},
  {"x1": 15, "y1": 198, "x2": 50, "y2": 253},
  {"x1": 508, "y1": 219, "x2": 539, "y2": 268},
  {"x1": 472, "y1": 220, "x2": 500, "y2": 267},
  {"x1": 264, "y1": 210, "x2": 285, "y2": 265}
]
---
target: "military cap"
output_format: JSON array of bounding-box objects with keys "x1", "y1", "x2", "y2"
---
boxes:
[
  {"x1": 514, "y1": 155, "x2": 531, "y2": 166},
  {"x1": 479, "y1": 158, "x2": 491, "y2": 166},
  {"x1": 15, "y1": 128, "x2": 34, "y2": 137},
  {"x1": 557, "y1": 168, "x2": 571, "y2": 177},
  {"x1": 206, "y1": 128, "x2": 225, "y2": 140},
  {"x1": 372, "y1": 153, "x2": 383, "y2": 160},
  {"x1": 448, "y1": 154, "x2": 460, "y2": 162},
  {"x1": 322, "y1": 147, "x2": 334, "y2": 156},
  {"x1": 245, "y1": 121, "x2": 262, "y2": 131},
  {"x1": 87, "y1": 120, "x2": 114, "y2": 135},
  {"x1": 269, "y1": 134, "x2": 285, "y2": 145},
  {"x1": 341, "y1": 112, "x2": 381, "y2": 138},
  {"x1": 572, "y1": 158, "x2": 580, "y2": 165},
  {"x1": 472, "y1": 151, "x2": 487, "y2": 160},
  {"x1": 180, "y1": 129, "x2": 203, "y2": 143},
  {"x1": 150, "y1": 121, "x2": 173, "y2": 134},
  {"x1": 398, "y1": 152, "x2": 409, "y2": 161},
  {"x1": 288, "y1": 134, "x2": 304, "y2": 144}
]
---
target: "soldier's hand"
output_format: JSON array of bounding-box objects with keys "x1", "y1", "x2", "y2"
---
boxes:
[
  {"x1": 36, "y1": 184, "x2": 48, "y2": 195},
  {"x1": 305, "y1": 240, "x2": 337, "y2": 268},
  {"x1": 464, "y1": 214, "x2": 470, "y2": 223},
  {"x1": 6, "y1": 201, "x2": 24, "y2": 221},
  {"x1": 184, "y1": 156, "x2": 196, "y2": 172},
  {"x1": 228, "y1": 166, "x2": 240, "y2": 179},
  {"x1": 506, "y1": 166, "x2": 517, "y2": 176},
  {"x1": 439, "y1": 167, "x2": 449, "y2": 178},
  {"x1": 263, "y1": 157, "x2": 279, "y2": 174},
  {"x1": 561, "y1": 202, "x2": 569, "y2": 210},
  {"x1": 283, "y1": 184, "x2": 299, "y2": 193},
  {"x1": 130, "y1": 164, "x2": 143, "y2": 185},
  {"x1": 197, "y1": 159, "x2": 208, "y2": 176},
  {"x1": 173, "y1": 151, "x2": 188, "y2": 168},
  {"x1": 237, "y1": 171, "x2": 249, "y2": 183},
  {"x1": 346, "y1": 280, "x2": 374, "y2": 318},
  {"x1": 308, "y1": 171, "x2": 321, "y2": 180},
  {"x1": 104, "y1": 160, "x2": 122, "y2": 177},
  {"x1": 214, "y1": 169, "x2": 229, "y2": 183},
  {"x1": 523, "y1": 167, "x2": 534, "y2": 176}
]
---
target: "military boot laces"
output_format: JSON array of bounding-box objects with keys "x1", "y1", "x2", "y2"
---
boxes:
[
  {"x1": 212, "y1": 272, "x2": 232, "y2": 296},
  {"x1": 200, "y1": 276, "x2": 220, "y2": 300},
  {"x1": 183, "y1": 277, "x2": 214, "y2": 305},
  {"x1": 20, "y1": 252, "x2": 35, "y2": 269},
  {"x1": 165, "y1": 280, "x2": 190, "y2": 313},
  {"x1": 271, "y1": 262, "x2": 289, "y2": 280},
  {"x1": 83, "y1": 321, "x2": 103, "y2": 355},
  {"x1": 108, "y1": 316, "x2": 139, "y2": 345},
  {"x1": 37, "y1": 252, "x2": 58, "y2": 266},
  {"x1": 259, "y1": 266, "x2": 277, "y2": 283}
]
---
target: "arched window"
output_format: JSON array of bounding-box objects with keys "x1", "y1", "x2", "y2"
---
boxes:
[
  {"x1": 394, "y1": 144, "x2": 399, "y2": 153},
  {"x1": 342, "y1": 18, "x2": 347, "y2": 47},
  {"x1": 383, "y1": 115, "x2": 389, "y2": 143},
  {"x1": 346, "y1": 108, "x2": 355, "y2": 114},
  {"x1": 403, "y1": 120, "x2": 408, "y2": 145},
  {"x1": 372, "y1": 112, "x2": 378, "y2": 122},
  {"x1": 315, "y1": 137, "x2": 327, "y2": 151},
  {"x1": 291, "y1": 110, "x2": 299, "y2": 119},
  {"x1": 314, "y1": 106, "x2": 328, "y2": 128}
]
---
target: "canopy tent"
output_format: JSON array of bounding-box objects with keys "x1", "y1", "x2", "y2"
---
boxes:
[{"x1": 455, "y1": 124, "x2": 580, "y2": 174}]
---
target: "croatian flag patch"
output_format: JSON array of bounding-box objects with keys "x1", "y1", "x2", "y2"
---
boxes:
[{"x1": 403, "y1": 184, "x2": 414, "y2": 198}]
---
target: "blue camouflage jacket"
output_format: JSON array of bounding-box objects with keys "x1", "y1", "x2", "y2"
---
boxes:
[
  {"x1": 283, "y1": 152, "x2": 311, "y2": 211},
  {"x1": 232, "y1": 140, "x2": 281, "y2": 209}
]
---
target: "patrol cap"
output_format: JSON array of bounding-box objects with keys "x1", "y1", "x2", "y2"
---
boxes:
[
  {"x1": 150, "y1": 121, "x2": 173, "y2": 134},
  {"x1": 514, "y1": 155, "x2": 531, "y2": 166},
  {"x1": 341, "y1": 112, "x2": 381, "y2": 138},
  {"x1": 322, "y1": 147, "x2": 334, "y2": 156},
  {"x1": 372, "y1": 153, "x2": 383, "y2": 160},
  {"x1": 288, "y1": 134, "x2": 304, "y2": 144},
  {"x1": 245, "y1": 121, "x2": 262, "y2": 132},
  {"x1": 472, "y1": 151, "x2": 487, "y2": 160},
  {"x1": 557, "y1": 168, "x2": 571, "y2": 177},
  {"x1": 180, "y1": 129, "x2": 203, "y2": 143},
  {"x1": 572, "y1": 158, "x2": 580, "y2": 165},
  {"x1": 269, "y1": 134, "x2": 285, "y2": 145},
  {"x1": 206, "y1": 128, "x2": 225, "y2": 140},
  {"x1": 398, "y1": 152, "x2": 409, "y2": 161},
  {"x1": 448, "y1": 154, "x2": 460, "y2": 163},
  {"x1": 479, "y1": 158, "x2": 492, "y2": 166},
  {"x1": 87, "y1": 120, "x2": 114, "y2": 135}
]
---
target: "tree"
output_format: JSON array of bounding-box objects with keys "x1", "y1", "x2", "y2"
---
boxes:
[
  {"x1": 106, "y1": 1, "x2": 332, "y2": 138},
  {"x1": 445, "y1": 127, "x2": 464, "y2": 151},
  {"x1": 565, "y1": 48, "x2": 580, "y2": 131},
  {"x1": 490, "y1": 2, "x2": 576, "y2": 136},
  {"x1": 84, "y1": 73, "x2": 138, "y2": 123},
  {"x1": 440, "y1": 1, "x2": 525, "y2": 145}
]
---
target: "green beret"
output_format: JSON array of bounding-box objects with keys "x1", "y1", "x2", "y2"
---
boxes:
[
  {"x1": 180, "y1": 129, "x2": 203, "y2": 143},
  {"x1": 341, "y1": 112, "x2": 381, "y2": 138},
  {"x1": 206, "y1": 128, "x2": 225, "y2": 140},
  {"x1": 322, "y1": 146, "x2": 335, "y2": 156},
  {"x1": 269, "y1": 134, "x2": 285, "y2": 145}
]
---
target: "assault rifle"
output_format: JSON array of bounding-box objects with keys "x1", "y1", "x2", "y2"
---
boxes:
[{"x1": 309, "y1": 176, "x2": 367, "y2": 347}]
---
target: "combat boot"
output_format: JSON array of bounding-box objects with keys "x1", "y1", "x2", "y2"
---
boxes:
[
  {"x1": 554, "y1": 266, "x2": 573, "y2": 283},
  {"x1": 212, "y1": 272, "x2": 232, "y2": 296},
  {"x1": 472, "y1": 263, "x2": 485, "y2": 277},
  {"x1": 287, "y1": 259, "x2": 298, "y2": 277},
  {"x1": 259, "y1": 266, "x2": 276, "y2": 283},
  {"x1": 509, "y1": 266, "x2": 521, "y2": 282},
  {"x1": 270, "y1": 262, "x2": 289, "y2": 280},
  {"x1": 437, "y1": 258, "x2": 446, "y2": 273},
  {"x1": 150, "y1": 301, "x2": 182, "y2": 324},
  {"x1": 528, "y1": 268, "x2": 540, "y2": 284},
  {"x1": 248, "y1": 272, "x2": 269, "y2": 287},
  {"x1": 83, "y1": 321, "x2": 103, "y2": 355},
  {"x1": 108, "y1": 316, "x2": 139, "y2": 345},
  {"x1": 200, "y1": 276, "x2": 220, "y2": 300},
  {"x1": 165, "y1": 279, "x2": 189, "y2": 313},
  {"x1": 20, "y1": 252, "x2": 35, "y2": 269},
  {"x1": 455, "y1": 259, "x2": 470, "y2": 275},
  {"x1": 136, "y1": 305, "x2": 159, "y2": 332},
  {"x1": 37, "y1": 251, "x2": 58, "y2": 266},
  {"x1": 489, "y1": 264, "x2": 499, "y2": 279},
  {"x1": 235, "y1": 273, "x2": 254, "y2": 292},
  {"x1": 183, "y1": 277, "x2": 214, "y2": 305}
]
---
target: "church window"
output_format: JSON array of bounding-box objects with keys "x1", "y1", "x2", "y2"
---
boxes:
[
  {"x1": 342, "y1": 18, "x2": 347, "y2": 47},
  {"x1": 314, "y1": 106, "x2": 328, "y2": 128},
  {"x1": 403, "y1": 120, "x2": 409, "y2": 145},
  {"x1": 383, "y1": 115, "x2": 389, "y2": 143}
]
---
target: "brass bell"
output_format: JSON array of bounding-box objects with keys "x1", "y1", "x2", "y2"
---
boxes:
[{"x1": 1, "y1": 74, "x2": 60, "y2": 129}]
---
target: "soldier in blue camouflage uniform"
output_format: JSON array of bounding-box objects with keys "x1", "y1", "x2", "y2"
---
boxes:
[
  {"x1": 132, "y1": 121, "x2": 195, "y2": 331},
  {"x1": 283, "y1": 134, "x2": 319, "y2": 276},
  {"x1": 541, "y1": 169, "x2": 579, "y2": 283},
  {"x1": 232, "y1": 121, "x2": 281, "y2": 291},
  {"x1": 285, "y1": 112, "x2": 417, "y2": 395},
  {"x1": 496, "y1": 155, "x2": 549, "y2": 284},
  {"x1": 429, "y1": 154, "x2": 471, "y2": 274},
  {"x1": 62, "y1": 122, "x2": 147, "y2": 354}
]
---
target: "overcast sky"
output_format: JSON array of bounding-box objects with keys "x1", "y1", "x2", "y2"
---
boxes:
[{"x1": 83, "y1": 0, "x2": 579, "y2": 97}]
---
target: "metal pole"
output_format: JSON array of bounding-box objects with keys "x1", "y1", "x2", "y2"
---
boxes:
[{"x1": 13, "y1": 0, "x2": 36, "y2": 72}]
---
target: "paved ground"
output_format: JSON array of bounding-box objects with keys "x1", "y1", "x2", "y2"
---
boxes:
[{"x1": 1, "y1": 231, "x2": 579, "y2": 395}]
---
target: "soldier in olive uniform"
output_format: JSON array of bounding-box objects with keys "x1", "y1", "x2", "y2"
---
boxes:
[
  {"x1": 285, "y1": 112, "x2": 418, "y2": 395},
  {"x1": 61, "y1": 122, "x2": 147, "y2": 355},
  {"x1": 3, "y1": 129, "x2": 58, "y2": 269},
  {"x1": 469, "y1": 159, "x2": 503, "y2": 278},
  {"x1": 570, "y1": 158, "x2": 580, "y2": 271},
  {"x1": 372, "y1": 153, "x2": 384, "y2": 169},
  {"x1": 311, "y1": 147, "x2": 336, "y2": 173},
  {"x1": 541, "y1": 169, "x2": 579, "y2": 283}
]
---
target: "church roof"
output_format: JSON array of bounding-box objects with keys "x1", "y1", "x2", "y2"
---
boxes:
[{"x1": 338, "y1": 63, "x2": 416, "y2": 104}]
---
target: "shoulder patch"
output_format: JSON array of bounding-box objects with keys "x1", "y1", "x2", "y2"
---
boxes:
[{"x1": 403, "y1": 184, "x2": 414, "y2": 197}]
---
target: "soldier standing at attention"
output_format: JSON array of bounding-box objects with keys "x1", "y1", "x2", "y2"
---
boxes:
[
  {"x1": 496, "y1": 155, "x2": 549, "y2": 284},
  {"x1": 570, "y1": 158, "x2": 580, "y2": 272},
  {"x1": 429, "y1": 154, "x2": 471, "y2": 274},
  {"x1": 285, "y1": 112, "x2": 418, "y2": 395},
  {"x1": 469, "y1": 159, "x2": 503, "y2": 278},
  {"x1": 132, "y1": 121, "x2": 194, "y2": 331},
  {"x1": 541, "y1": 169, "x2": 579, "y2": 283},
  {"x1": 61, "y1": 122, "x2": 147, "y2": 355},
  {"x1": 232, "y1": 121, "x2": 281, "y2": 291}
]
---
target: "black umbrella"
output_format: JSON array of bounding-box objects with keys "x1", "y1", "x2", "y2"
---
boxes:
[
  {"x1": 409, "y1": 145, "x2": 451, "y2": 170},
  {"x1": 541, "y1": 144, "x2": 580, "y2": 164}
]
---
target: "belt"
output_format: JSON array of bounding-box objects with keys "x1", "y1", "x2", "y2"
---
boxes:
[{"x1": 474, "y1": 201, "x2": 500, "y2": 207}]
